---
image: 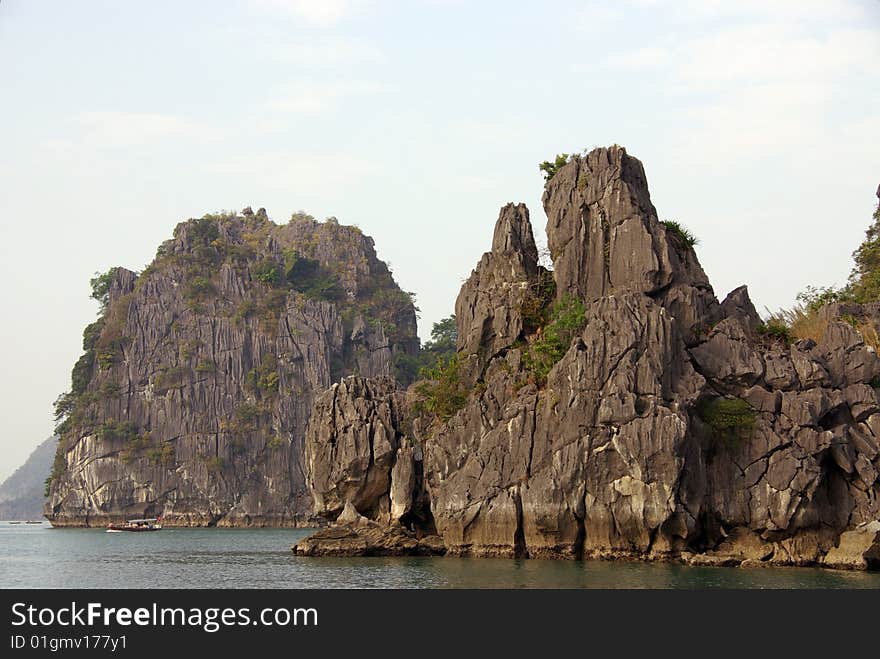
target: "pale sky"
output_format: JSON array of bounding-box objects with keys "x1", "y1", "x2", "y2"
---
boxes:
[{"x1": 0, "y1": 0, "x2": 878, "y2": 480}]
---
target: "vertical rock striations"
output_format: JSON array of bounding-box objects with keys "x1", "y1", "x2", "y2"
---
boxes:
[
  {"x1": 544, "y1": 145, "x2": 669, "y2": 302},
  {"x1": 47, "y1": 211, "x2": 418, "y2": 526},
  {"x1": 299, "y1": 147, "x2": 880, "y2": 568},
  {"x1": 543, "y1": 146, "x2": 719, "y2": 343},
  {"x1": 455, "y1": 203, "x2": 543, "y2": 380},
  {"x1": 306, "y1": 376, "x2": 412, "y2": 524}
]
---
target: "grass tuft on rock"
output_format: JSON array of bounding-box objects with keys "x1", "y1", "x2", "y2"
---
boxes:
[
  {"x1": 661, "y1": 220, "x2": 699, "y2": 248},
  {"x1": 697, "y1": 397, "x2": 755, "y2": 447}
]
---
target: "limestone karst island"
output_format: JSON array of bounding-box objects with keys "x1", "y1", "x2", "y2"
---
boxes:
[{"x1": 44, "y1": 146, "x2": 880, "y2": 571}]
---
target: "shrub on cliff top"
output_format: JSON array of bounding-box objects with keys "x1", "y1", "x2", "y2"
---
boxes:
[
  {"x1": 288, "y1": 211, "x2": 315, "y2": 225},
  {"x1": 661, "y1": 220, "x2": 699, "y2": 248},
  {"x1": 763, "y1": 301, "x2": 829, "y2": 344},
  {"x1": 283, "y1": 250, "x2": 345, "y2": 301},
  {"x1": 422, "y1": 316, "x2": 456, "y2": 359},
  {"x1": 395, "y1": 315, "x2": 458, "y2": 385},
  {"x1": 90, "y1": 268, "x2": 116, "y2": 312},
  {"x1": 190, "y1": 216, "x2": 221, "y2": 245},
  {"x1": 538, "y1": 153, "x2": 571, "y2": 182},
  {"x1": 796, "y1": 285, "x2": 841, "y2": 314},
  {"x1": 845, "y1": 202, "x2": 880, "y2": 303}
]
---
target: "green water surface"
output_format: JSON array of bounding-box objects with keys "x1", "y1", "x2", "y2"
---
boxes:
[{"x1": 2, "y1": 522, "x2": 878, "y2": 588}]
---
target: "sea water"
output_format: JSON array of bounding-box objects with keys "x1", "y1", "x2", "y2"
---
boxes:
[{"x1": 1, "y1": 522, "x2": 878, "y2": 589}]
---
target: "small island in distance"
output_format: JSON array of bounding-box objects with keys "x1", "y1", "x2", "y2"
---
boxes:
[
  {"x1": 0, "y1": 437, "x2": 54, "y2": 521},
  {"x1": 41, "y1": 146, "x2": 880, "y2": 571}
]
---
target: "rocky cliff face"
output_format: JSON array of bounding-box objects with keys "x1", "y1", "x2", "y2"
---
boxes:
[
  {"x1": 46, "y1": 209, "x2": 418, "y2": 526},
  {"x1": 299, "y1": 147, "x2": 880, "y2": 569}
]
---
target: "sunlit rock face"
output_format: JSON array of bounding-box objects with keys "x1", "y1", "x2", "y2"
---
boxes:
[
  {"x1": 47, "y1": 211, "x2": 418, "y2": 527},
  {"x1": 303, "y1": 147, "x2": 880, "y2": 568}
]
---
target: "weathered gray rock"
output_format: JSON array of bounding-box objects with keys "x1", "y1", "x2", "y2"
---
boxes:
[
  {"x1": 541, "y1": 146, "x2": 719, "y2": 343},
  {"x1": 50, "y1": 146, "x2": 880, "y2": 570},
  {"x1": 306, "y1": 376, "x2": 414, "y2": 524},
  {"x1": 336, "y1": 500, "x2": 368, "y2": 525},
  {"x1": 711, "y1": 527, "x2": 774, "y2": 563},
  {"x1": 720, "y1": 285, "x2": 761, "y2": 331},
  {"x1": 297, "y1": 146, "x2": 880, "y2": 569},
  {"x1": 455, "y1": 203, "x2": 541, "y2": 377},
  {"x1": 390, "y1": 444, "x2": 417, "y2": 521},
  {"x1": 543, "y1": 146, "x2": 672, "y2": 302},
  {"x1": 690, "y1": 317, "x2": 764, "y2": 386},
  {"x1": 291, "y1": 520, "x2": 446, "y2": 557},
  {"x1": 817, "y1": 320, "x2": 880, "y2": 387},
  {"x1": 47, "y1": 213, "x2": 419, "y2": 527}
]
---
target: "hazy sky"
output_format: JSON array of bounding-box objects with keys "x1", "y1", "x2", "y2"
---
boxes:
[{"x1": 0, "y1": 0, "x2": 878, "y2": 480}]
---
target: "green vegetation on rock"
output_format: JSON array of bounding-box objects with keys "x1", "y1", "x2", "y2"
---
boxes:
[
  {"x1": 245, "y1": 354, "x2": 280, "y2": 396},
  {"x1": 768, "y1": 195, "x2": 880, "y2": 342},
  {"x1": 538, "y1": 153, "x2": 571, "y2": 182},
  {"x1": 89, "y1": 269, "x2": 116, "y2": 312},
  {"x1": 697, "y1": 397, "x2": 756, "y2": 446},
  {"x1": 284, "y1": 251, "x2": 345, "y2": 301},
  {"x1": 95, "y1": 420, "x2": 140, "y2": 442},
  {"x1": 414, "y1": 353, "x2": 469, "y2": 422},
  {"x1": 756, "y1": 318, "x2": 793, "y2": 346},
  {"x1": 44, "y1": 440, "x2": 67, "y2": 497},
  {"x1": 523, "y1": 294, "x2": 587, "y2": 383},
  {"x1": 661, "y1": 220, "x2": 699, "y2": 248},
  {"x1": 253, "y1": 258, "x2": 281, "y2": 285},
  {"x1": 393, "y1": 315, "x2": 457, "y2": 386},
  {"x1": 520, "y1": 270, "x2": 556, "y2": 335},
  {"x1": 844, "y1": 200, "x2": 880, "y2": 304},
  {"x1": 53, "y1": 276, "x2": 132, "y2": 437}
]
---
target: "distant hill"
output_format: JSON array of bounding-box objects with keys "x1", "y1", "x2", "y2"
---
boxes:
[{"x1": 0, "y1": 437, "x2": 54, "y2": 520}]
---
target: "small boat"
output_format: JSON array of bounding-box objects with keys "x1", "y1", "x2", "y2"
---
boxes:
[
  {"x1": 9, "y1": 521, "x2": 22, "y2": 525},
  {"x1": 106, "y1": 517, "x2": 162, "y2": 532},
  {"x1": 25, "y1": 520, "x2": 43, "y2": 525}
]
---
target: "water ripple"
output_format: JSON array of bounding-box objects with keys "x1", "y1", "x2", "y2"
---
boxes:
[{"x1": 1, "y1": 523, "x2": 877, "y2": 589}]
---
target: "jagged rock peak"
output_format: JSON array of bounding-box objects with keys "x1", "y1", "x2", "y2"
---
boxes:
[
  {"x1": 542, "y1": 145, "x2": 719, "y2": 342},
  {"x1": 543, "y1": 146, "x2": 673, "y2": 304},
  {"x1": 297, "y1": 147, "x2": 880, "y2": 569},
  {"x1": 720, "y1": 285, "x2": 761, "y2": 331},
  {"x1": 546, "y1": 145, "x2": 656, "y2": 218},
  {"x1": 491, "y1": 203, "x2": 538, "y2": 280},
  {"x1": 108, "y1": 268, "x2": 137, "y2": 300},
  {"x1": 455, "y1": 203, "x2": 542, "y2": 371},
  {"x1": 543, "y1": 146, "x2": 709, "y2": 301}
]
